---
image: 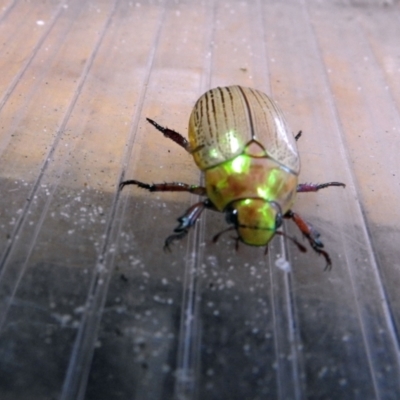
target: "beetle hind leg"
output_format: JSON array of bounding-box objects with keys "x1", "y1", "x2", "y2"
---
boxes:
[
  {"x1": 284, "y1": 210, "x2": 332, "y2": 270},
  {"x1": 146, "y1": 118, "x2": 193, "y2": 153},
  {"x1": 297, "y1": 182, "x2": 345, "y2": 192}
]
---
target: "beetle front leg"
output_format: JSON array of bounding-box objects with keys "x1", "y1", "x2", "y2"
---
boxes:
[
  {"x1": 297, "y1": 182, "x2": 345, "y2": 192},
  {"x1": 164, "y1": 200, "x2": 213, "y2": 251},
  {"x1": 119, "y1": 179, "x2": 207, "y2": 196},
  {"x1": 284, "y1": 210, "x2": 332, "y2": 270}
]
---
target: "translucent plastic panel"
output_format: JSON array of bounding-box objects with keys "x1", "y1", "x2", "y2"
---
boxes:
[{"x1": 0, "y1": 1, "x2": 399, "y2": 400}]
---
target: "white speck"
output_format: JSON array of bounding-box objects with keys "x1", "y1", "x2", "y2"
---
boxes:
[
  {"x1": 53, "y1": 313, "x2": 72, "y2": 326},
  {"x1": 207, "y1": 255, "x2": 218, "y2": 267},
  {"x1": 226, "y1": 279, "x2": 235, "y2": 288},
  {"x1": 162, "y1": 364, "x2": 170, "y2": 373},
  {"x1": 36, "y1": 20, "x2": 45, "y2": 26},
  {"x1": 74, "y1": 306, "x2": 85, "y2": 314},
  {"x1": 318, "y1": 366, "x2": 328, "y2": 378},
  {"x1": 275, "y1": 256, "x2": 291, "y2": 272}
]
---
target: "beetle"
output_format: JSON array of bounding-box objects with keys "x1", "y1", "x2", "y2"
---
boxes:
[{"x1": 120, "y1": 86, "x2": 345, "y2": 268}]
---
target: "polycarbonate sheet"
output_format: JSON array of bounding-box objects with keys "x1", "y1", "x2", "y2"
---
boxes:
[{"x1": 0, "y1": 1, "x2": 400, "y2": 399}]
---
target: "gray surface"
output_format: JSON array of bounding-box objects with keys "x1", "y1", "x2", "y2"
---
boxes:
[{"x1": 1, "y1": 0, "x2": 400, "y2": 399}]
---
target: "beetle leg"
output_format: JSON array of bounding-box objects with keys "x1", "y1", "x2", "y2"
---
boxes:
[
  {"x1": 295, "y1": 130, "x2": 302, "y2": 141},
  {"x1": 212, "y1": 226, "x2": 236, "y2": 243},
  {"x1": 297, "y1": 182, "x2": 345, "y2": 192},
  {"x1": 146, "y1": 118, "x2": 193, "y2": 153},
  {"x1": 119, "y1": 179, "x2": 207, "y2": 196},
  {"x1": 284, "y1": 210, "x2": 332, "y2": 270},
  {"x1": 164, "y1": 200, "x2": 212, "y2": 251}
]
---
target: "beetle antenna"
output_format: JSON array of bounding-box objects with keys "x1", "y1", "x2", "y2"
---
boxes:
[{"x1": 275, "y1": 230, "x2": 307, "y2": 253}]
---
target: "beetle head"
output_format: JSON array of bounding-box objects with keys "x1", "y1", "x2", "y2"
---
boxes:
[{"x1": 226, "y1": 199, "x2": 282, "y2": 246}]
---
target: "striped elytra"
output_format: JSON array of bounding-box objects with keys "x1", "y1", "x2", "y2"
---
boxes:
[{"x1": 188, "y1": 86, "x2": 300, "y2": 173}]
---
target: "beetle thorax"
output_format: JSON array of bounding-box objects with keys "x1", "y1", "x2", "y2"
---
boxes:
[{"x1": 205, "y1": 153, "x2": 298, "y2": 215}]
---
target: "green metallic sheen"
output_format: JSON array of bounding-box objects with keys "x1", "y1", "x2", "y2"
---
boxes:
[
  {"x1": 205, "y1": 153, "x2": 297, "y2": 213},
  {"x1": 232, "y1": 199, "x2": 278, "y2": 246}
]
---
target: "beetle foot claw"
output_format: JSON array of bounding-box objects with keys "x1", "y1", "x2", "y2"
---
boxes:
[
  {"x1": 163, "y1": 243, "x2": 172, "y2": 253},
  {"x1": 119, "y1": 179, "x2": 146, "y2": 191},
  {"x1": 310, "y1": 241, "x2": 332, "y2": 270},
  {"x1": 324, "y1": 263, "x2": 332, "y2": 272},
  {"x1": 164, "y1": 230, "x2": 189, "y2": 251}
]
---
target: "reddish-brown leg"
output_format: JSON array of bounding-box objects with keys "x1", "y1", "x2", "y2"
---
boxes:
[
  {"x1": 119, "y1": 179, "x2": 206, "y2": 196},
  {"x1": 284, "y1": 210, "x2": 332, "y2": 270},
  {"x1": 294, "y1": 131, "x2": 345, "y2": 193},
  {"x1": 146, "y1": 118, "x2": 193, "y2": 153},
  {"x1": 297, "y1": 182, "x2": 345, "y2": 192},
  {"x1": 119, "y1": 178, "x2": 213, "y2": 250}
]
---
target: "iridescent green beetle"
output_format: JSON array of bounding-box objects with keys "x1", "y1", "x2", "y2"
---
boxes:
[{"x1": 120, "y1": 86, "x2": 345, "y2": 267}]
